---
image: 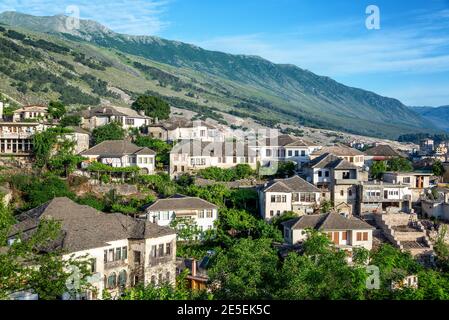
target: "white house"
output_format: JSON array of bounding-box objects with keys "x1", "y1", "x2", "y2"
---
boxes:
[
  {"x1": 65, "y1": 126, "x2": 90, "y2": 154},
  {"x1": 310, "y1": 144, "x2": 366, "y2": 168},
  {"x1": 81, "y1": 140, "x2": 156, "y2": 174},
  {"x1": 170, "y1": 140, "x2": 258, "y2": 177},
  {"x1": 7, "y1": 197, "x2": 177, "y2": 300},
  {"x1": 144, "y1": 194, "x2": 218, "y2": 235},
  {"x1": 259, "y1": 175, "x2": 322, "y2": 220},
  {"x1": 12, "y1": 105, "x2": 49, "y2": 122},
  {"x1": 80, "y1": 106, "x2": 151, "y2": 131},
  {"x1": 250, "y1": 134, "x2": 321, "y2": 168},
  {"x1": 148, "y1": 117, "x2": 222, "y2": 142},
  {"x1": 282, "y1": 212, "x2": 375, "y2": 254}
]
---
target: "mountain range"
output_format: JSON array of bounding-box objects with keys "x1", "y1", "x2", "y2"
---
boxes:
[{"x1": 0, "y1": 11, "x2": 442, "y2": 139}]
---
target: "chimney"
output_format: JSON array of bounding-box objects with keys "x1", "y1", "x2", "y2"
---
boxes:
[
  {"x1": 191, "y1": 259, "x2": 197, "y2": 277},
  {"x1": 0, "y1": 101, "x2": 3, "y2": 120},
  {"x1": 139, "y1": 110, "x2": 145, "y2": 117}
]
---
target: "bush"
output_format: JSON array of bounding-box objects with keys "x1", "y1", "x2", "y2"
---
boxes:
[
  {"x1": 198, "y1": 164, "x2": 255, "y2": 182},
  {"x1": 92, "y1": 122, "x2": 125, "y2": 145}
]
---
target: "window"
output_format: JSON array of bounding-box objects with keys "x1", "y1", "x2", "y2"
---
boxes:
[
  {"x1": 340, "y1": 190, "x2": 345, "y2": 196},
  {"x1": 271, "y1": 195, "x2": 276, "y2": 203},
  {"x1": 363, "y1": 232, "x2": 369, "y2": 241},
  {"x1": 152, "y1": 245, "x2": 157, "y2": 258},
  {"x1": 199, "y1": 210, "x2": 205, "y2": 218},
  {"x1": 104, "y1": 250, "x2": 108, "y2": 263},
  {"x1": 134, "y1": 251, "x2": 141, "y2": 264},
  {"x1": 270, "y1": 210, "x2": 274, "y2": 217},
  {"x1": 288, "y1": 150, "x2": 293, "y2": 157},
  {"x1": 107, "y1": 273, "x2": 117, "y2": 289},
  {"x1": 91, "y1": 258, "x2": 97, "y2": 273},
  {"x1": 276, "y1": 195, "x2": 282, "y2": 202},
  {"x1": 166, "y1": 243, "x2": 171, "y2": 255},
  {"x1": 318, "y1": 171, "x2": 323, "y2": 177},
  {"x1": 163, "y1": 212, "x2": 169, "y2": 220},
  {"x1": 158, "y1": 244, "x2": 164, "y2": 257},
  {"x1": 108, "y1": 249, "x2": 114, "y2": 262},
  {"x1": 266, "y1": 149, "x2": 272, "y2": 157},
  {"x1": 206, "y1": 209, "x2": 213, "y2": 218},
  {"x1": 342, "y1": 232, "x2": 348, "y2": 241},
  {"x1": 281, "y1": 195, "x2": 287, "y2": 203},
  {"x1": 122, "y1": 247, "x2": 127, "y2": 260},
  {"x1": 118, "y1": 270, "x2": 127, "y2": 288},
  {"x1": 115, "y1": 248, "x2": 121, "y2": 261},
  {"x1": 292, "y1": 193, "x2": 299, "y2": 202},
  {"x1": 348, "y1": 189, "x2": 353, "y2": 197},
  {"x1": 295, "y1": 150, "x2": 299, "y2": 157},
  {"x1": 403, "y1": 177, "x2": 411, "y2": 184},
  {"x1": 325, "y1": 171, "x2": 330, "y2": 177},
  {"x1": 301, "y1": 150, "x2": 306, "y2": 157},
  {"x1": 356, "y1": 232, "x2": 363, "y2": 241}
]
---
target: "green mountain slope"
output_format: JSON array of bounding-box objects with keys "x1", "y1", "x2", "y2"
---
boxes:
[
  {"x1": 0, "y1": 11, "x2": 437, "y2": 139},
  {"x1": 411, "y1": 106, "x2": 449, "y2": 132}
]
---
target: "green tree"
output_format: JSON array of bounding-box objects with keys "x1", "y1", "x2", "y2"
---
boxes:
[
  {"x1": 433, "y1": 160, "x2": 445, "y2": 178},
  {"x1": 371, "y1": 161, "x2": 387, "y2": 179},
  {"x1": 387, "y1": 158, "x2": 413, "y2": 172},
  {"x1": 60, "y1": 115, "x2": 82, "y2": 127},
  {"x1": 134, "y1": 136, "x2": 172, "y2": 168},
  {"x1": 92, "y1": 122, "x2": 125, "y2": 145},
  {"x1": 169, "y1": 217, "x2": 203, "y2": 241},
  {"x1": 48, "y1": 101, "x2": 66, "y2": 120},
  {"x1": 131, "y1": 95, "x2": 170, "y2": 120},
  {"x1": 208, "y1": 238, "x2": 279, "y2": 300}
]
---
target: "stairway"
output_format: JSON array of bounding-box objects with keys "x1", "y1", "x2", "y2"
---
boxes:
[{"x1": 373, "y1": 213, "x2": 434, "y2": 257}]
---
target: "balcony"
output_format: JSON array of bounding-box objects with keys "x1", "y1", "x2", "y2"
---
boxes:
[
  {"x1": 104, "y1": 260, "x2": 127, "y2": 270},
  {"x1": 148, "y1": 255, "x2": 173, "y2": 267}
]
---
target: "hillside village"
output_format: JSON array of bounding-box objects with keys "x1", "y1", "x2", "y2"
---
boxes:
[{"x1": 2, "y1": 92, "x2": 449, "y2": 301}]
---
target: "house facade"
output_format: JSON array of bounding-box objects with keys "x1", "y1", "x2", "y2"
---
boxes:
[
  {"x1": 357, "y1": 181, "x2": 412, "y2": 216},
  {"x1": 310, "y1": 144, "x2": 366, "y2": 168},
  {"x1": 148, "y1": 117, "x2": 221, "y2": 142},
  {"x1": 382, "y1": 172, "x2": 432, "y2": 203},
  {"x1": 144, "y1": 194, "x2": 218, "y2": 234},
  {"x1": 250, "y1": 134, "x2": 321, "y2": 168},
  {"x1": 12, "y1": 105, "x2": 49, "y2": 122},
  {"x1": 7, "y1": 197, "x2": 177, "y2": 300},
  {"x1": 65, "y1": 126, "x2": 90, "y2": 154},
  {"x1": 81, "y1": 140, "x2": 156, "y2": 174},
  {"x1": 80, "y1": 106, "x2": 151, "y2": 131},
  {"x1": 282, "y1": 212, "x2": 375, "y2": 253},
  {"x1": 170, "y1": 140, "x2": 258, "y2": 177},
  {"x1": 259, "y1": 175, "x2": 321, "y2": 220}
]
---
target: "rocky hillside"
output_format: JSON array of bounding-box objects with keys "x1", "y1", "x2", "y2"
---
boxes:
[{"x1": 0, "y1": 11, "x2": 438, "y2": 139}]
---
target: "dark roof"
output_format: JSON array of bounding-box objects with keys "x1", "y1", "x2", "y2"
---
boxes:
[
  {"x1": 66, "y1": 126, "x2": 90, "y2": 135},
  {"x1": 312, "y1": 144, "x2": 365, "y2": 157},
  {"x1": 282, "y1": 213, "x2": 375, "y2": 231},
  {"x1": 307, "y1": 153, "x2": 358, "y2": 170},
  {"x1": 149, "y1": 117, "x2": 216, "y2": 130},
  {"x1": 81, "y1": 106, "x2": 149, "y2": 119},
  {"x1": 251, "y1": 134, "x2": 317, "y2": 147},
  {"x1": 171, "y1": 140, "x2": 257, "y2": 157},
  {"x1": 9, "y1": 197, "x2": 175, "y2": 253},
  {"x1": 80, "y1": 140, "x2": 155, "y2": 157},
  {"x1": 146, "y1": 195, "x2": 218, "y2": 211},
  {"x1": 263, "y1": 175, "x2": 320, "y2": 193},
  {"x1": 365, "y1": 145, "x2": 405, "y2": 157}
]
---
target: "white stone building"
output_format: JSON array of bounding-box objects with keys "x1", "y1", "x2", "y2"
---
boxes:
[
  {"x1": 259, "y1": 175, "x2": 321, "y2": 220},
  {"x1": 148, "y1": 117, "x2": 222, "y2": 142},
  {"x1": 81, "y1": 140, "x2": 156, "y2": 174},
  {"x1": 7, "y1": 197, "x2": 177, "y2": 300},
  {"x1": 80, "y1": 106, "x2": 151, "y2": 131}
]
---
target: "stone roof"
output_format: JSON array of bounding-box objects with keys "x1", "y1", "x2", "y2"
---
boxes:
[
  {"x1": 80, "y1": 140, "x2": 155, "y2": 157},
  {"x1": 307, "y1": 153, "x2": 358, "y2": 170},
  {"x1": 14, "y1": 105, "x2": 48, "y2": 113},
  {"x1": 66, "y1": 126, "x2": 90, "y2": 135},
  {"x1": 282, "y1": 213, "x2": 375, "y2": 231},
  {"x1": 9, "y1": 197, "x2": 175, "y2": 253},
  {"x1": 171, "y1": 140, "x2": 257, "y2": 157},
  {"x1": 365, "y1": 145, "x2": 404, "y2": 157},
  {"x1": 312, "y1": 144, "x2": 365, "y2": 157},
  {"x1": 149, "y1": 117, "x2": 216, "y2": 130},
  {"x1": 251, "y1": 134, "x2": 317, "y2": 147},
  {"x1": 146, "y1": 194, "x2": 218, "y2": 212},
  {"x1": 263, "y1": 175, "x2": 320, "y2": 193},
  {"x1": 81, "y1": 106, "x2": 149, "y2": 119}
]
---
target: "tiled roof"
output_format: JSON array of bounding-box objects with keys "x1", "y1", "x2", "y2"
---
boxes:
[
  {"x1": 307, "y1": 153, "x2": 358, "y2": 170},
  {"x1": 9, "y1": 197, "x2": 175, "y2": 253},
  {"x1": 251, "y1": 134, "x2": 317, "y2": 147},
  {"x1": 282, "y1": 213, "x2": 374, "y2": 231},
  {"x1": 146, "y1": 194, "x2": 218, "y2": 212},
  {"x1": 312, "y1": 144, "x2": 365, "y2": 157},
  {"x1": 82, "y1": 106, "x2": 149, "y2": 119},
  {"x1": 81, "y1": 140, "x2": 156, "y2": 157},
  {"x1": 365, "y1": 145, "x2": 405, "y2": 157},
  {"x1": 264, "y1": 175, "x2": 321, "y2": 193}
]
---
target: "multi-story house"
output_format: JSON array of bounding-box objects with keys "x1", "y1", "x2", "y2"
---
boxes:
[
  {"x1": 310, "y1": 144, "x2": 366, "y2": 168},
  {"x1": 0, "y1": 103, "x2": 52, "y2": 159},
  {"x1": 65, "y1": 126, "x2": 90, "y2": 154},
  {"x1": 144, "y1": 194, "x2": 218, "y2": 234},
  {"x1": 364, "y1": 144, "x2": 406, "y2": 166},
  {"x1": 147, "y1": 117, "x2": 221, "y2": 142},
  {"x1": 7, "y1": 197, "x2": 177, "y2": 300},
  {"x1": 81, "y1": 140, "x2": 156, "y2": 174},
  {"x1": 357, "y1": 181, "x2": 412, "y2": 217},
  {"x1": 250, "y1": 134, "x2": 321, "y2": 168},
  {"x1": 259, "y1": 175, "x2": 321, "y2": 220},
  {"x1": 304, "y1": 153, "x2": 367, "y2": 216},
  {"x1": 12, "y1": 105, "x2": 49, "y2": 122},
  {"x1": 382, "y1": 171, "x2": 432, "y2": 203},
  {"x1": 170, "y1": 140, "x2": 258, "y2": 177},
  {"x1": 282, "y1": 212, "x2": 375, "y2": 257},
  {"x1": 79, "y1": 106, "x2": 151, "y2": 131}
]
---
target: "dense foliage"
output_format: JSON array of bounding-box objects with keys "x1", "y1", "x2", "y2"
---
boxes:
[
  {"x1": 92, "y1": 122, "x2": 125, "y2": 145},
  {"x1": 131, "y1": 95, "x2": 170, "y2": 120},
  {"x1": 198, "y1": 164, "x2": 255, "y2": 182}
]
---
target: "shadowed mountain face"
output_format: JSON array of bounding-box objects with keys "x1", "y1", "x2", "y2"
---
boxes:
[
  {"x1": 412, "y1": 106, "x2": 449, "y2": 132},
  {"x1": 0, "y1": 11, "x2": 438, "y2": 139}
]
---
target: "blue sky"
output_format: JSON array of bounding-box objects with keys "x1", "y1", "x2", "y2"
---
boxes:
[{"x1": 1, "y1": 0, "x2": 449, "y2": 107}]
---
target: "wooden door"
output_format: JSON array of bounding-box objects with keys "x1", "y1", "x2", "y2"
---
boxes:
[{"x1": 333, "y1": 232, "x2": 340, "y2": 245}]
